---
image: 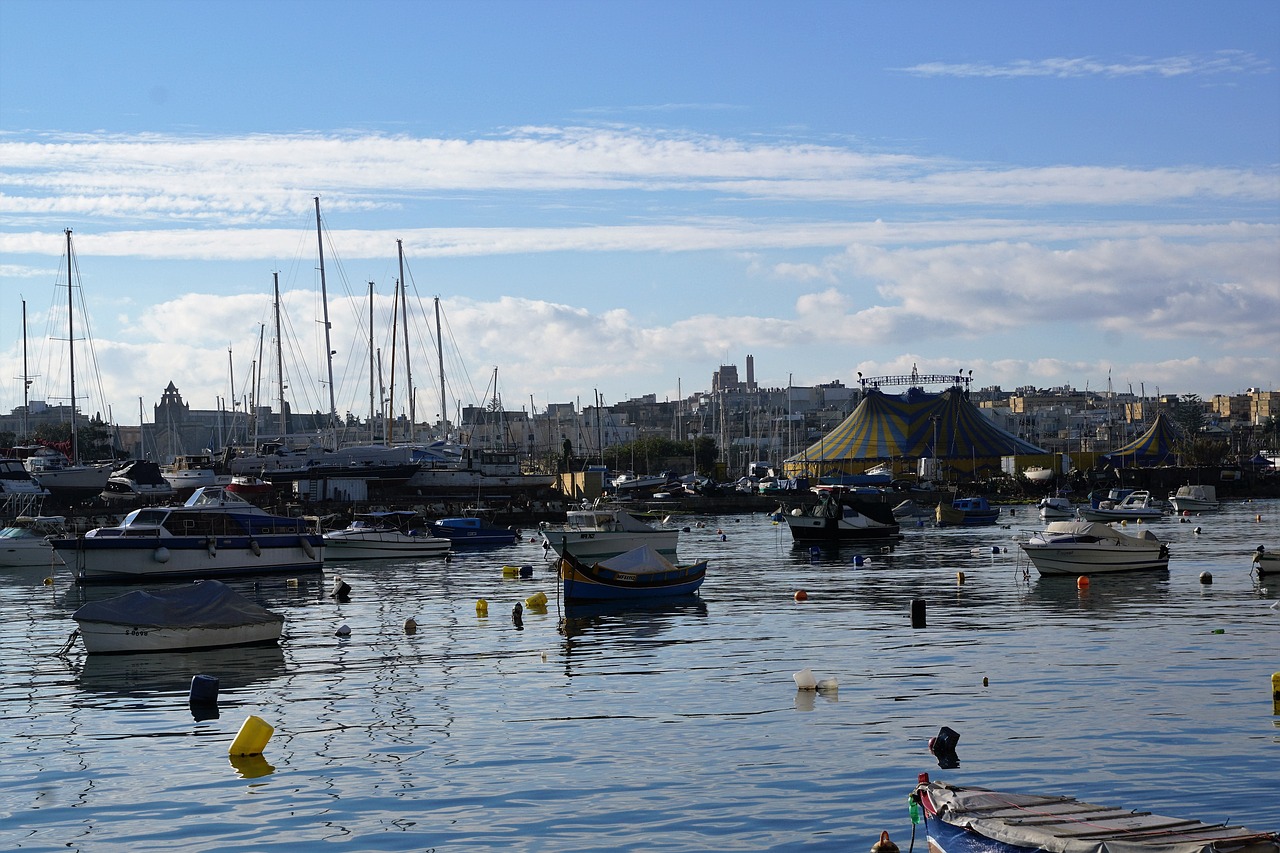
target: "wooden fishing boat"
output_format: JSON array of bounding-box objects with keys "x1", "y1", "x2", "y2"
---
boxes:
[
  {"x1": 908, "y1": 776, "x2": 1279, "y2": 853},
  {"x1": 558, "y1": 544, "x2": 707, "y2": 601},
  {"x1": 72, "y1": 580, "x2": 285, "y2": 654}
]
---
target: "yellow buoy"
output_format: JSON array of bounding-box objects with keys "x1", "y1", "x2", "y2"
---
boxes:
[
  {"x1": 502, "y1": 565, "x2": 520, "y2": 577},
  {"x1": 229, "y1": 715, "x2": 274, "y2": 757},
  {"x1": 956, "y1": 571, "x2": 966, "y2": 584},
  {"x1": 476, "y1": 599, "x2": 489, "y2": 617},
  {"x1": 525, "y1": 591, "x2": 548, "y2": 609}
]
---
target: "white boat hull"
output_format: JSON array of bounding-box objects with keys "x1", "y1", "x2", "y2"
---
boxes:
[
  {"x1": 1022, "y1": 545, "x2": 1169, "y2": 575},
  {"x1": 77, "y1": 619, "x2": 282, "y2": 654},
  {"x1": 57, "y1": 534, "x2": 322, "y2": 581},
  {"x1": 0, "y1": 539, "x2": 64, "y2": 569},
  {"x1": 322, "y1": 532, "x2": 450, "y2": 560},
  {"x1": 543, "y1": 530, "x2": 679, "y2": 561}
]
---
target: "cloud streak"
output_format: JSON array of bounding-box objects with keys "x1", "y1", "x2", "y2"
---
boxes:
[{"x1": 899, "y1": 51, "x2": 1274, "y2": 79}]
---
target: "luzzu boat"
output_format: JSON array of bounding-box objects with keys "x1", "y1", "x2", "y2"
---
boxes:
[
  {"x1": 52, "y1": 486, "x2": 321, "y2": 582},
  {"x1": 558, "y1": 544, "x2": 707, "y2": 601},
  {"x1": 906, "y1": 775, "x2": 1279, "y2": 853}
]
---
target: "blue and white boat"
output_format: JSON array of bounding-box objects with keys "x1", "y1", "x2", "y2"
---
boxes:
[
  {"x1": 427, "y1": 516, "x2": 517, "y2": 547},
  {"x1": 558, "y1": 544, "x2": 707, "y2": 602},
  {"x1": 52, "y1": 486, "x2": 321, "y2": 582}
]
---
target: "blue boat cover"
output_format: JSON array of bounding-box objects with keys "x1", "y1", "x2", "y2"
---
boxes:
[{"x1": 73, "y1": 580, "x2": 282, "y2": 629}]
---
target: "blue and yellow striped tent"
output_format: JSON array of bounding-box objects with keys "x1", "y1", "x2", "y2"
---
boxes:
[
  {"x1": 1101, "y1": 411, "x2": 1181, "y2": 468},
  {"x1": 782, "y1": 387, "x2": 1045, "y2": 477}
]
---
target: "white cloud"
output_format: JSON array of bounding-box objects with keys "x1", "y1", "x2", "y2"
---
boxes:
[{"x1": 899, "y1": 51, "x2": 1274, "y2": 79}]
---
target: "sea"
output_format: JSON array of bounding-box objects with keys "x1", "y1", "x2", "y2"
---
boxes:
[{"x1": 2, "y1": 498, "x2": 1277, "y2": 851}]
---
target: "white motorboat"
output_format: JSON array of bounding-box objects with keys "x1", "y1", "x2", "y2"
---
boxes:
[
  {"x1": 101, "y1": 460, "x2": 177, "y2": 504},
  {"x1": 322, "y1": 511, "x2": 451, "y2": 560},
  {"x1": 72, "y1": 580, "x2": 284, "y2": 654},
  {"x1": 18, "y1": 446, "x2": 112, "y2": 499},
  {"x1": 162, "y1": 453, "x2": 232, "y2": 496},
  {"x1": 52, "y1": 485, "x2": 322, "y2": 582},
  {"x1": 0, "y1": 515, "x2": 66, "y2": 569},
  {"x1": 541, "y1": 505, "x2": 679, "y2": 561},
  {"x1": 1169, "y1": 483, "x2": 1219, "y2": 513},
  {"x1": 1019, "y1": 520, "x2": 1169, "y2": 575},
  {"x1": 1078, "y1": 489, "x2": 1164, "y2": 522},
  {"x1": 1036, "y1": 495, "x2": 1074, "y2": 521},
  {"x1": 1022, "y1": 466, "x2": 1054, "y2": 482}
]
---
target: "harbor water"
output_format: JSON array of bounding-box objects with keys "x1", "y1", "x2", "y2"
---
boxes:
[{"x1": 2, "y1": 499, "x2": 1277, "y2": 851}]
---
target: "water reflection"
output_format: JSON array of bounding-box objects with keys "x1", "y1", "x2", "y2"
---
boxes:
[
  {"x1": 558, "y1": 597, "x2": 709, "y2": 639},
  {"x1": 75, "y1": 643, "x2": 288, "y2": 698}
]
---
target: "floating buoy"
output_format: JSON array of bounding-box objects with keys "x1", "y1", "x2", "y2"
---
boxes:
[
  {"x1": 816, "y1": 676, "x2": 838, "y2": 692},
  {"x1": 1272, "y1": 672, "x2": 1279, "y2": 703},
  {"x1": 1199, "y1": 571, "x2": 1213, "y2": 584},
  {"x1": 1212, "y1": 628, "x2": 1225, "y2": 634},
  {"x1": 1077, "y1": 575, "x2": 1090, "y2": 589},
  {"x1": 525, "y1": 591, "x2": 548, "y2": 609},
  {"x1": 519, "y1": 565, "x2": 534, "y2": 578},
  {"x1": 991, "y1": 546, "x2": 1000, "y2": 554},
  {"x1": 871, "y1": 831, "x2": 899, "y2": 853},
  {"x1": 956, "y1": 571, "x2": 966, "y2": 584},
  {"x1": 1193, "y1": 527, "x2": 1201, "y2": 535},
  {"x1": 794, "y1": 589, "x2": 808, "y2": 602},
  {"x1": 287, "y1": 577, "x2": 299, "y2": 587},
  {"x1": 1258, "y1": 515, "x2": 1264, "y2": 523},
  {"x1": 189, "y1": 674, "x2": 219, "y2": 705},
  {"x1": 982, "y1": 676, "x2": 989, "y2": 687},
  {"x1": 476, "y1": 599, "x2": 489, "y2": 617},
  {"x1": 404, "y1": 617, "x2": 418, "y2": 634},
  {"x1": 720, "y1": 533, "x2": 727, "y2": 541},
  {"x1": 229, "y1": 715, "x2": 274, "y2": 757},
  {"x1": 43, "y1": 576, "x2": 53, "y2": 586},
  {"x1": 853, "y1": 555, "x2": 865, "y2": 566},
  {"x1": 502, "y1": 565, "x2": 520, "y2": 577},
  {"x1": 335, "y1": 624, "x2": 351, "y2": 637},
  {"x1": 330, "y1": 577, "x2": 351, "y2": 601},
  {"x1": 792, "y1": 668, "x2": 817, "y2": 690},
  {"x1": 910, "y1": 598, "x2": 926, "y2": 628}
]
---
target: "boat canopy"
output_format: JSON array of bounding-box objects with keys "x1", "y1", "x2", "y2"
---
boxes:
[
  {"x1": 595, "y1": 544, "x2": 681, "y2": 576},
  {"x1": 72, "y1": 580, "x2": 281, "y2": 629},
  {"x1": 1042, "y1": 520, "x2": 1161, "y2": 544}
]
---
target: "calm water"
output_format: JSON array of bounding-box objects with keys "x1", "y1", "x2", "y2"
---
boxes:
[{"x1": 2, "y1": 499, "x2": 1277, "y2": 851}]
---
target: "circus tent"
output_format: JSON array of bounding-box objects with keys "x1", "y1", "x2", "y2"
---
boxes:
[
  {"x1": 1101, "y1": 411, "x2": 1182, "y2": 468},
  {"x1": 782, "y1": 386, "x2": 1046, "y2": 478}
]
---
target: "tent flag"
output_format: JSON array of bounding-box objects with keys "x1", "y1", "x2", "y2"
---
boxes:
[{"x1": 785, "y1": 386, "x2": 1045, "y2": 470}]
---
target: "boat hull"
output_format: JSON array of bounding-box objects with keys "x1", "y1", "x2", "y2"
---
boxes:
[
  {"x1": 783, "y1": 514, "x2": 900, "y2": 542},
  {"x1": 54, "y1": 534, "x2": 323, "y2": 582},
  {"x1": 322, "y1": 532, "x2": 450, "y2": 560},
  {"x1": 936, "y1": 508, "x2": 1000, "y2": 526},
  {"x1": 1020, "y1": 545, "x2": 1169, "y2": 575},
  {"x1": 0, "y1": 540, "x2": 65, "y2": 569},
  {"x1": 559, "y1": 553, "x2": 707, "y2": 602},
  {"x1": 76, "y1": 620, "x2": 283, "y2": 654},
  {"x1": 543, "y1": 530, "x2": 679, "y2": 561}
]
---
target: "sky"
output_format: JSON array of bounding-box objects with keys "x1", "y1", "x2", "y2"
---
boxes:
[{"x1": 1, "y1": 0, "x2": 1277, "y2": 429}]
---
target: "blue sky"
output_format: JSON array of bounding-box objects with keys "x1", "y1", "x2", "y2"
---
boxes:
[{"x1": 1, "y1": 0, "x2": 1277, "y2": 429}]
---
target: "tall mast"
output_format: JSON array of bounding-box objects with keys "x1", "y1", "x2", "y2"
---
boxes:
[
  {"x1": 274, "y1": 272, "x2": 286, "y2": 435},
  {"x1": 227, "y1": 345, "x2": 235, "y2": 448},
  {"x1": 20, "y1": 299, "x2": 31, "y2": 438},
  {"x1": 314, "y1": 197, "x2": 337, "y2": 445},
  {"x1": 387, "y1": 277, "x2": 399, "y2": 444},
  {"x1": 397, "y1": 240, "x2": 414, "y2": 440},
  {"x1": 435, "y1": 296, "x2": 445, "y2": 435},
  {"x1": 368, "y1": 281, "x2": 376, "y2": 443},
  {"x1": 65, "y1": 229, "x2": 78, "y2": 464}
]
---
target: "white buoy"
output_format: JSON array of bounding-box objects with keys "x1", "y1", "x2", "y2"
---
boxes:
[{"x1": 792, "y1": 668, "x2": 818, "y2": 690}]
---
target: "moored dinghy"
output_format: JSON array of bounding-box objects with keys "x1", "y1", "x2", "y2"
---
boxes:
[
  {"x1": 72, "y1": 580, "x2": 285, "y2": 654},
  {"x1": 909, "y1": 775, "x2": 1279, "y2": 853}
]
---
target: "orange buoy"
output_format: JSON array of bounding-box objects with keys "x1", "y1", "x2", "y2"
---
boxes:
[
  {"x1": 794, "y1": 589, "x2": 809, "y2": 602},
  {"x1": 1077, "y1": 575, "x2": 1090, "y2": 588}
]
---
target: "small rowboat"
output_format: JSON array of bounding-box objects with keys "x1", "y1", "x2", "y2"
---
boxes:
[
  {"x1": 908, "y1": 775, "x2": 1279, "y2": 853},
  {"x1": 558, "y1": 544, "x2": 707, "y2": 601}
]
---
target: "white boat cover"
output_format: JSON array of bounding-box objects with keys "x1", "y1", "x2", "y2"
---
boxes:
[
  {"x1": 73, "y1": 580, "x2": 281, "y2": 629},
  {"x1": 595, "y1": 544, "x2": 681, "y2": 576},
  {"x1": 925, "y1": 782, "x2": 1278, "y2": 853},
  {"x1": 1041, "y1": 520, "x2": 1162, "y2": 545}
]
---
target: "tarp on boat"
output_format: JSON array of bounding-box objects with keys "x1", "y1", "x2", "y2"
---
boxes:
[
  {"x1": 1101, "y1": 411, "x2": 1183, "y2": 468},
  {"x1": 595, "y1": 544, "x2": 681, "y2": 576},
  {"x1": 783, "y1": 386, "x2": 1045, "y2": 477},
  {"x1": 73, "y1": 580, "x2": 281, "y2": 629}
]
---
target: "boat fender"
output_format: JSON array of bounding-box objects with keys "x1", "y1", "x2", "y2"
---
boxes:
[
  {"x1": 153, "y1": 546, "x2": 171, "y2": 563},
  {"x1": 300, "y1": 537, "x2": 317, "y2": 560},
  {"x1": 249, "y1": 539, "x2": 261, "y2": 556},
  {"x1": 206, "y1": 537, "x2": 217, "y2": 557}
]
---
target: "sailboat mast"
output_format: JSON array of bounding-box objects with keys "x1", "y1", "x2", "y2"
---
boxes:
[
  {"x1": 397, "y1": 240, "x2": 414, "y2": 439},
  {"x1": 387, "y1": 277, "x2": 399, "y2": 444},
  {"x1": 314, "y1": 197, "x2": 337, "y2": 444},
  {"x1": 227, "y1": 345, "x2": 236, "y2": 447},
  {"x1": 274, "y1": 272, "x2": 286, "y2": 435},
  {"x1": 20, "y1": 299, "x2": 30, "y2": 438},
  {"x1": 65, "y1": 229, "x2": 78, "y2": 464},
  {"x1": 368, "y1": 281, "x2": 376, "y2": 443},
  {"x1": 435, "y1": 296, "x2": 445, "y2": 435}
]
